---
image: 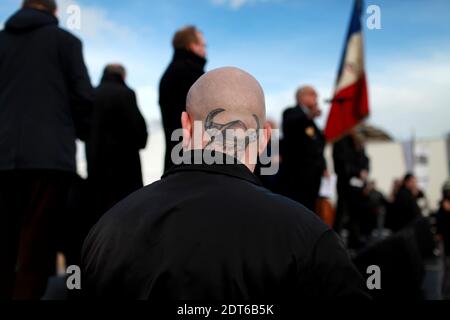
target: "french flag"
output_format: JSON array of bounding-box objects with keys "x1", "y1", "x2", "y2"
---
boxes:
[{"x1": 324, "y1": 0, "x2": 370, "y2": 142}]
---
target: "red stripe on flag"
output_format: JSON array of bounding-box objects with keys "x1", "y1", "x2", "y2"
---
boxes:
[{"x1": 324, "y1": 75, "x2": 369, "y2": 142}]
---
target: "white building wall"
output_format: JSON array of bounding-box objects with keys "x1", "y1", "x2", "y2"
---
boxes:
[{"x1": 325, "y1": 138, "x2": 449, "y2": 212}]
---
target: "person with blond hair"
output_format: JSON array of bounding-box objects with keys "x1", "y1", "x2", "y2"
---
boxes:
[{"x1": 159, "y1": 25, "x2": 207, "y2": 172}]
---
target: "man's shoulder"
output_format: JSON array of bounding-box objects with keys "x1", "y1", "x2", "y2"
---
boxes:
[
  {"x1": 283, "y1": 106, "x2": 298, "y2": 117},
  {"x1": 396, "y1": 187, "x2": 413, "y2": 200},
  {"x1": 86, "y1": 180, "x2": 165, "y2": 237},
  {"x1": 97, "y1": 82, "x2": 134, "y2": 96},
  {"x1": 0, "y1": 25, "x2": 81, "y2": 51},
  {"x1": 257, "y1": 186, "x2": 329, "y2": 230},
  {"x1": 52, "y1": 26, "x2": 82, "y2": 46},
  {"x1": 283, "y1": 106, "x2": 310, "y2": 131},
  {"x1": 283, "y1": 106, "x2": 307, "y2": 120},
  {"x1": 159, "y1": 62, "x2": 185, "y2": 88},
  {"x1": 165, "y1": 59, "x2": 193, "y2": 78},
  {"x1": 103, "y1": 180, "x2": 165, "y2": 214},
  {"x1": 94, "y1": 172, "x2": 329, "y2": 235},
  {"x1": 211, "y1": 176, "x2": 330, "y2": 238}
]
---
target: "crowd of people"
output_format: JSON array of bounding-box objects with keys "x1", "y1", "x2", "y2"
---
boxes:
[{"x1": 1, "y1": 0, "x2": 449, "y2": 301}]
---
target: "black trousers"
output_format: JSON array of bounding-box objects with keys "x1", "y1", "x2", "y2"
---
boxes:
[
  {"x1": 0, "y1": 170, "x2": 71, "y2": 300},
  {"x1": 334, "y1": 179, "x2": 349, "y2": 233}
]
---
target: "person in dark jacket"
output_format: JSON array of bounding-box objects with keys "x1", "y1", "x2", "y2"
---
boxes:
[
  {"x1": 386, "y1": 173, "x2": 423, "y2": 232},
  {"x1": 437, "y1": 181, "x2": 450, "y2": 298},
  {"x1": 333, "y1": 130, "x2": 370, "y2": 243},
  {"x1": 0, "y1": 0, "x2": 94, "y2": 300},
  {"x1": 437, "y1": 181, "x2": 450, "y2": 257},
  {"x1": 159, "y1": 25, "x2": 206, "y2": 172},
  {"x1": 278, "y1": 86, "x2": 327, "y2": 211},
  {"x1": 86, "y1": 64, "x2": 148, "y2": 219},
  {"x1": 82, "y1": 67, "x2": 369, "y2": 300}
]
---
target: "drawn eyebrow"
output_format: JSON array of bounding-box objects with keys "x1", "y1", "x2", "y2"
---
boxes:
[{"x1": 204, "y1": 108, "x2": 261, "y2": 150}]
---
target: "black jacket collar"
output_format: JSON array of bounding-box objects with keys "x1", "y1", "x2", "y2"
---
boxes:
[
  {"x1": 173, "y1": 49, "x2": 207, "y2": 69},
  {"x1": 294, "y1": 104, "x2": 320, "y2": 128},
  {"x1": 101, "y1": 73, "x2": 126, "y2": 86},
  {"x1": 162, "y1": 150, "x2": 262, "y2": 187},
  {"x1": 5, "y1": 8, "x2": 58, "y2": 34}
]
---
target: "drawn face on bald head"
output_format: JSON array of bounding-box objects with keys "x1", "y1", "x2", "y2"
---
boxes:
[{"x1": 181, "y1": 67, "x2": 271, "y2": 170}]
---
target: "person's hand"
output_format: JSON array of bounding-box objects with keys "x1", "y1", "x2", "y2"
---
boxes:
[
  {"x1": 360, "y1": 170, "x2": 369, "y2": 181},
  {"x1": 310, "y1": 104, "x2": 322, "y2": 119},
  {"x1": 323, "y1": 169, "x2": 330, "y2": 178},
  {"x1": 411, "y1": 186, "x2": 420, "y2": 198},
  {"x1": 443, "y1": 199, "x2": 450, "y2": 212}
]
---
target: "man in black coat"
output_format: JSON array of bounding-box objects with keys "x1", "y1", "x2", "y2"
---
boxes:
[
  {"x1": 82, "y1": 67, "x2": 369, "y2": 301},
  {"x1": 437, "y1": 181, "x2": 450, "y2": 298},
  {"x1": 279, "y1": 86, "x2": 327, "y2": 211},
  {"x1": 159, "y1": 25, "x2": 206, "y2": 172},
  {"x1": 436, "y1": 181, "x2": 450, "y2": 257},
  {"x1": 333, "y1": 131, "x2": 370, "y2": 237},
  {"x1": 86, "y1": 64, "x2": 148, "y2": 219},
  {"x1": 0, "y1": 0, "x2": 94, "y2": 299}
]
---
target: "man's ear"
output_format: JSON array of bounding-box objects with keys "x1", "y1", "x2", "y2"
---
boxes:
[
  {"x1": 181, "y1": 112, "x2": 192, "y2": 149},
  {"x1": 259, "y1": 122, "x2": 272, "y2": 154}
]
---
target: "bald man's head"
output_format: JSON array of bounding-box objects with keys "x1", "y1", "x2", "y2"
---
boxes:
[
  {"x1": 296, "y1": 85, "x2": 322, "y2": 119},
  {"x1": 181, "y1": 67, "x2": 270, "y2": 168},
  {"x1": 296, "y1": 86, "x2": 316, "y2": 105},
  {"x1": 187, "y1": 67, "x2": 266, "y2": 129}
]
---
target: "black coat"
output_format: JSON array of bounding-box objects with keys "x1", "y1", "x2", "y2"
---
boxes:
[
  {"x1": 82, "y1": 151, "x2": 369, "y2": 300},
  {"x1": 159, "y1": 49, "x2": 206, "y2": 172},
  {"x1": 86, "y1": 74, "x2": 148, "y2": 212},
  {"x1": 333, "y1": 135, "x2": 369, "y2": 185},
  {"x1": 332, "y1": 134, "x2": 370, "y2": 235},
  {"x1": 0, "y1": 8, "x2": 94, "y2": 173},
  {"x1": 278, "y1": 106, "x2": 326, "y2": 210},
  {"x1": 387, "y1": 187, "x2": 423, "y2": 232},
  {"x1": 436, "y1": 206, "x2": 450, "y2": 256},
  {"x1": 281, "y1": 106, "x2": 326, "y2": 173}
]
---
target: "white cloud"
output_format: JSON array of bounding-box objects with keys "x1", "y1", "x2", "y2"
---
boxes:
[
  {"x1": 210, "y1": 0, "x2": 276, "y2": 10},
  {"x1": 369, "y1": 53, "x2": 450, "y2": 140}
]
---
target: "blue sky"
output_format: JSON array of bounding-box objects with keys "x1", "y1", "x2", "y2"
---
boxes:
[{"x1": 1, "y1": 0, "x2": 449, "y2": 140}]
